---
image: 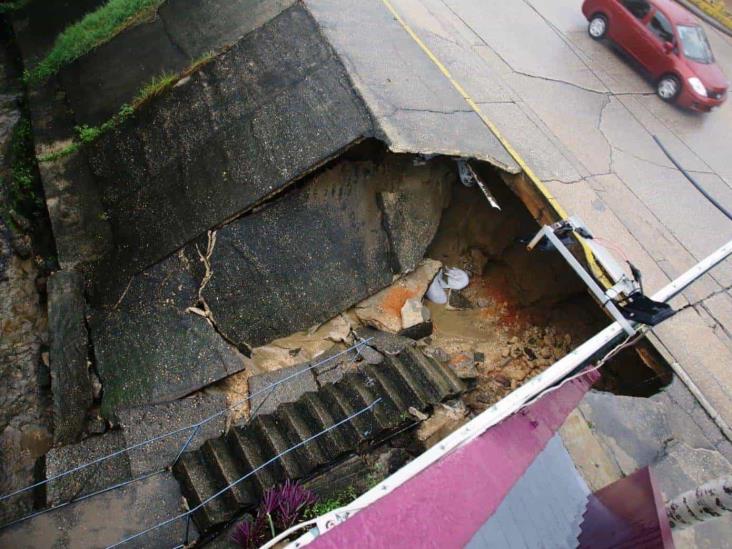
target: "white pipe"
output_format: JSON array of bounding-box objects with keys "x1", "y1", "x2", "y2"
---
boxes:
[{"x1": 286, "y1": 238, "x2": 732, "y2": 547}]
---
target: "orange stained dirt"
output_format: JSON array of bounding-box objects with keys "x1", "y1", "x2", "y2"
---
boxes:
[{"x1": 380, "y1": 286, "x2": 418, "y2": 319}]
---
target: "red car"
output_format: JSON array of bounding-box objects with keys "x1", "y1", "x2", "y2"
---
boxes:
[{"x1": 582, "y1": 0, "x2": 728, "y2": 111}]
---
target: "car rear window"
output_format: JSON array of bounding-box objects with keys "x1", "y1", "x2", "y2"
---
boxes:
[{"x1": 678, "y1": 25, "x2": 714, "y2": 64}]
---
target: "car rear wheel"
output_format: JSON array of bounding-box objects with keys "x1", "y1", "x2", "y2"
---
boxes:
[
  {"x1": 588, "y1": 14, "x2": 608, "y2": 40},
  {"x1": 657, "y1": 75, "x2": 680, "y2": 102}
]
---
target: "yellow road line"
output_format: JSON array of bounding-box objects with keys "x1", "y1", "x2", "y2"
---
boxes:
[{"x1": 379, "y1": 0, "x2": 611, "y2": 287}]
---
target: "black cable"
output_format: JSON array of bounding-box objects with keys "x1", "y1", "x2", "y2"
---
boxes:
[{"x1": 653, "y1": 135, "x2": 732, "y2": 222}]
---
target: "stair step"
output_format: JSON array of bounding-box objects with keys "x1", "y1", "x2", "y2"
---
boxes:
[
  {"x1": 174, "y1": 451, "x2": 234, "y2": 530},
  {"x1": 249, "y1": 415, "x2": 308, "y2": 479},
  {"x1": 201, "y1": 439, "x2": 256, "y2": 507},
  {"x1": 278, "y1": 403, "x2": 330, "y2": 467},
  {"x1": 291, "y1": 400, "x2": 345, "y2": 461},
  {"x1": 320, "y1": 383, "x2": 372, "y2": 441},
  {"x1": 345, "y1": 372, "x2": 400, "y2": 430},
  {"x1": 386, "y1": 355, "x2": 437, "y2": 409},
  {"x1": 226, "y1": 427, "x2": 284, "y2": 496},
  {"x1": 401, "y1": 346, "x2": 465, "y2": 399},
  {"x1": 301, "y1": 392, "x2": 359, "y2": 450},
  {"x1": 362, "y1": 362, "x2": 416, "y2": 412},
  {"x1": 174, "y1": 340, "x2": 467, "y2": 533}
]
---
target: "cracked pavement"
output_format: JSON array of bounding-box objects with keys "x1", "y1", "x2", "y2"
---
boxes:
[
  {"x1": 358, "y1": 0, "x2": 732, "y2": 425},
  {"x1": 307, "y1": 0, "x2": 732, "y2": 539},
  {"x1": 310, "y1": 0, "x2": 732, "y2": 431}
]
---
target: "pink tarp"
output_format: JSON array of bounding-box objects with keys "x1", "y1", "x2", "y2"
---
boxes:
[
  {"x1": 579, "y1": 466, "x2": 674, "y2": 548},
  {"x1": 311, "y1": 371, "x2": 600, "y2": 549}
]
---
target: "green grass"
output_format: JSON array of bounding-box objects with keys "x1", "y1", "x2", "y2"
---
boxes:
[
  {"x1": 1, "y1": 114, "x2": 43, "y2": 231},
  {"x1": 27, "y1": 0, "x2": 165, "y2": 84},
  {"x1": 37, "y1": 103, "x2": 133, "y2": 163},
  {"x1": 36, "y1": 50, "x2": 216, "y2": 163},
  {"x1": 303, "y1": 487, "x2": 358, "y2": 519},
  {"x1": 132, "y1": 71, "x2": 177, "y2": 107},
  {"x1": 0, "y1": 0, "x2": 30, "y2": 13}
]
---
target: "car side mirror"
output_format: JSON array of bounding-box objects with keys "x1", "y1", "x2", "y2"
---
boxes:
[{"x1": 663, "y1": 41, "x2": 674, "y2": 54}]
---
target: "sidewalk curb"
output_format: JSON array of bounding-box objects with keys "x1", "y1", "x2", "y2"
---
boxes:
[{"x1": 674, "y1": 0, "x2": 732, "y2": 38}]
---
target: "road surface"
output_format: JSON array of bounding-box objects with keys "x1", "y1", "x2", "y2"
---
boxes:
[{"x1": 324, "y1": 0, "x2": 732, "y2": 431}]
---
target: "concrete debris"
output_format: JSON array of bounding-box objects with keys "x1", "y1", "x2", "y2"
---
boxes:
[
  {"x1": 408, "y1": 407, "x2": 429, "y2": 421},
  {"x1": 401, "y1": 297, "x2": 431, "y2": 329},
  {"x1": 447, "y1": 290, "x2": 475, "y2": 310},
  {"x1": 423, "y1": 346, "x2": 450, "y2": 363},
  {"x1": 355, "y1": 259, "x2": 442, "y2": 332},
  {"x1": 356, "y1": 344, "x2": 385, "y2": 365},
  {"x1": 448, "y1": 352, "x2": 479, "y2": 379},
  {"x1": 416, "y1": 400, "x2": 468, "y2": 449},
  {"x1": 250, "y1": 314, "x2": 355, "y2": 373},
  {"x1": 47, "y1": 271, "x2": 93, "y2": 445},
  {"x1": 398, "y1": 321, "x2": 434, "y2": 341},
  {"x1": 354, "y1": 327, "x2": 416, "y2": 356}
]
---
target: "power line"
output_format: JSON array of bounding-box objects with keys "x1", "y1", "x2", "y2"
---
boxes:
[
  {"x1": 0, "y1": 339, "x2": 372, "y2": 526},
  {"x1": 106, "y1": 398, "x2": 383, "y2": 548}
]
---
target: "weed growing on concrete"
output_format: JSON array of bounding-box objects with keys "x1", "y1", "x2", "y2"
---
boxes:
[
  {"x1": 1, "y1": 117, "x2": 42, "y2": 229},
  {"x1": 36, "y1": 52, "x2": 213, "y2": 163},
  {"x1": 26, "y1": 0, "x2": 165, "y2": 84},
  {"x1": 37, "y1": 103, "x2": 134, "y2": 163},
  {"x1": 133, "y1": 71, "x2": 177, "y2": 107},
  {"x1": 303, "y1": 486, "x2": 358, "y2": 519}
]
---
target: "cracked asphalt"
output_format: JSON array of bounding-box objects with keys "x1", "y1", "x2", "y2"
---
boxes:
[{"x1": 309, "y1": 0, "x2": 732, "y2": 436}]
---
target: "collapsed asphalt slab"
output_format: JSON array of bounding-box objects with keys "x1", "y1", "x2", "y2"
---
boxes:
[
  {"x1": 87, "y1": 252, "x2": 247, "y2": 414},
  {"x1": 85, "y1": 4, "x2": 373, "y2": 281},
  {"x1": 88, "y1": 151, "x2": 451, "y2": 413},
  {"x1": 12, "y1": 0, "x2": 519, "y2": 420}
]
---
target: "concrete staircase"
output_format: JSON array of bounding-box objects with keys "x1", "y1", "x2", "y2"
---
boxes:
[{"x1": 174, "y1": 346, "x2": 465, "y2": 531}]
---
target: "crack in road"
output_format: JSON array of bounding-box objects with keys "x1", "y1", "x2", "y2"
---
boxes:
[{"x1": 677, "y1": 284, "x2": 732, "y2": 314}]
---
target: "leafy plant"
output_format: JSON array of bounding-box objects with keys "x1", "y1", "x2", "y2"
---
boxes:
[
  {"x1": 27, "y1": 0, "x2": 165, "y2": 84},
  {"x1": 232, "y1": 481, "x2": 317, "y2": 548},
  {"x1": 303, "y1": 486, "x2": 357, "y2": 519}
]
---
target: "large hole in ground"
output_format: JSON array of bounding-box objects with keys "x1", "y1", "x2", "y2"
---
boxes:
[
  {"x1": 423, "y1": 161, "x2": 671, "y2": 404},
  {"x1": 199, "y1": 144, "x2": 673, "y2": 544}
]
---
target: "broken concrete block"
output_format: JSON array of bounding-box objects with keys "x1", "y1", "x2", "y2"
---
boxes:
[
  {"x1": 448, "y1": 352, "x2": 479, "y2": 380},
  {"x1": 377, "y1": 178, "x2": 448, "y2": 273},
  {"x1": 416, "y1": 401, "x2": 468, "y2": 449},
  {"x1": 4, "y1": 470, "x2": 194, "y2": 548},
  {"x1": 248, "y1": 362, "x2": 318, "y2": 416},
  {"x1": 116, "y1": 392, "x2": 228, "y2": 476},
  {"x1": 87, "y1": 254, "x2": 247, "y2": 416},
  {"x1": 85, "y1": 4, "x2": 374, "y2": 278},
  {"x1": 354, "y1": 328, "x2": 416, "y2": 356},
  {"x1": 398, "y1": 321, "x2": 433, "y2": 341},
  {"x1": 193, "y1": 160, "x2": 397, "y2": 348},
  {"x1": 354, "y1": 259, "x2": 442, "y2": 333},
  {"x1": 45, "y1": 431, "x2": 130, "y2": 506},
  {"x1": 400, "y1": 297, "x2": 430, "y2": 329},
  {"x1": 47, "y1": 271, "x2": 93, "y2": 445},
  {"x1": 45, "y1": 392, "x2": 230, "y2": 508}
]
